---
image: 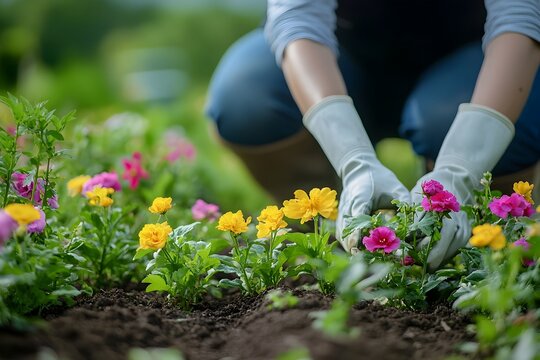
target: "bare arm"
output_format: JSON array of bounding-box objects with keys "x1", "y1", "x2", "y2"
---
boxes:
[
  {"x1": 472, "y1": 33, "x2": 540, "y2": 122},
  {"x1": 281, "y1": 39, "x2": 347, "y2": 114}
]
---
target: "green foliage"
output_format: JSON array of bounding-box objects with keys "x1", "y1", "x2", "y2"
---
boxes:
[
  {"x1": 266, "y1": 289, "x2": 299, "y2": 310},
  {"x1": 137, "y1": 222, "x2": 222, "y2": 309}
]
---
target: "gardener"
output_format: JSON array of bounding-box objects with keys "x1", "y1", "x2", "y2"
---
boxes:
[{"x1": 205, "y1": 0, "x2": 540, "y2": 268}]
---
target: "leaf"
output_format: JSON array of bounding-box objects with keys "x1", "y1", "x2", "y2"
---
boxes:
[
  {"x1": 51, "y1": 286, "x2": 81, "y2": 297},
  {"x1": 142, "y1": 274, "x2": 170, "y2": 292},
  {"x1": 46, "y1": 130, "x2": 64, "y2": 141},
  {"x1": 475, "y1": 315, "x2": 497, "y2": 344},
  {"x1": 342, "y1": 214, "x2": 372, "y2": 238},
  {"x1": 90, "y1": 213, "x2": 103, "y2": 228},
  {"x1": 171, "y1": 222, "x2": 200, "y2": 244},
  {"x1": 133, "y1": 248, "x2": 154, "y2": 260}
]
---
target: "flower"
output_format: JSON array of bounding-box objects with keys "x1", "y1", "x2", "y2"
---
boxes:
[
  {"x1": 67, "y1": 175, "x2": 91, "y2": 196},
  {"x1": 217, "y1": 210, "x2": 251, "y2": 234},
  {"x1": 469, "y1": 224, "x2": 506, "y2": 250},
  {"x1": 164, "y1": 136, "x2": 196, "y2": 163},
  {"x1": 27, "y1": 208, "x2": 46, "y2": 234},
  {"x1": 513, "y1": 181, "x2": 534, "y2": 204},
  {"x1": 489, "y1": 193, "x2": 534, "y2": 219},
  {"x1": 421, "y1": 190, "x2": 460, "y2": 212},
  {"x1": 138, "y1": 222, "x2": 172, "y2": 250},
  {"x1": 4, "y1": 203, "x2": 41, "y2": 226},
  {"x1": 421, "y1": 180, "x2": 444, "y2": 197},
  {"x1": 86, "y1": 186, "x2": 114, "y2": 207},
  {"x1": 82, "y1": 172, "x2": 122, "y2": 194},
  {"x1": 148, "y1": 197, "x2": 173, "y2": 214},
  {"x1": 11, "y1": 172, "x2": 59, "y2": 208},
  {"x1": 191, "y1": 199, "x2": 220, "y2": 221},
  {"x1": 402, "y1": 255, "x2": 415, "y2": 266},
  {"x1": 513, "y1": 238, "x2": 536, "y2": 267},
  {"x1": 362, "y1": 226, "x2": 401, "y2": 253},
  {"x1": 122, "y1": 152, "x2": 149, "y2": 190},
  {"x1": 282, "y1": 187, "x2": 338, "y2": 223},
  {"x1": 256, "y1": 205, "x2": 288, "y2": 238},
  {"x1": 0, "y1": 210, "x2": 18, "y2": 245}
]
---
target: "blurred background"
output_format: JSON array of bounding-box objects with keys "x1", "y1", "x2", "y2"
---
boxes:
[{"x1": 0, "y1": 0, "x2": 420, "y2": 214}]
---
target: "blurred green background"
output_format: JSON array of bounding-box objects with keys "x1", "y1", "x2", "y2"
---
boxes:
[{"x1": 0, "y1": 0, "x2": 421, "y2": 214}]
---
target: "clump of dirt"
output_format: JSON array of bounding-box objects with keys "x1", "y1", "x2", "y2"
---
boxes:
[{"x1": 0, "y1": 288, "x2": 472, "y2": 360}]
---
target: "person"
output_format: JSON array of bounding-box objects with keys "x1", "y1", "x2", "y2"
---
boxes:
[{"x1": 206, "y1": 0, "x2": 540, "y2": 268}]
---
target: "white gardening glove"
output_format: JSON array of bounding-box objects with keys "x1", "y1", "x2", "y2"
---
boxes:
[
  {"x1": 303, "y1": 95, "x2": 410, "y2": 252},
  {"x1": 411, "y1": 103, "x2": 515, "y2": 269}
]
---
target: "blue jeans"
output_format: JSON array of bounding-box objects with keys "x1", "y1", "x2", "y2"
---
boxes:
[{"x1": 206, "y1": 29, "x2": 540, "y2": 176}]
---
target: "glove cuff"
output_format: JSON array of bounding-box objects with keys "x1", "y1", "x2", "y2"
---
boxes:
[{"x1": 302, "y1": 95, "x2": 375, "y2": 177}]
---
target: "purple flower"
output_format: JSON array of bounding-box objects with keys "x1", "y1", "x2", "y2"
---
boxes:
[
  {"x1": 11, "y1": 172, "x2": 58, "y2": 209},
  {"x1": 362, "y1": 226, "x2": 401, "y2": 253},
  {"x1": 27, "y1": 208, "x2": 46, "y2": 234},
  {"x1": 0, "y1": 210, "x2": 18, "y2": 245},
  {"x1": 421, "y1": 180, "x2": 444, "y2": 197},
  {"x1": 191, "y1": 199, "x2": 220, "y2": 221},
  {"x1": 402, "y1": 255, "x2": 415, "y2": 266},
  {"x1": 82, "y1": 172, "x2": 122, "y2": 194},
  {"x1": 513, "y1": 238, "x2": 536, "y2": 267},
  {"x1": 421, "y1": 190, "x2": 460, "y2": 213},
  {"x1": 489, "y1": 193, "x2": 534, "y2": 219}
]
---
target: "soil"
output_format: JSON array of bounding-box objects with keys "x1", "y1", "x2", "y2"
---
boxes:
[{"x1": 0, "y1": 287, "x2": 473, "y2": 360}]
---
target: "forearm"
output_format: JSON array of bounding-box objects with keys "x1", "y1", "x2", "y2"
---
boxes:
[
  {"x1": 472, "y1": 33, "x2": 540, "y2": 122},
  {"x1": 282, "y1": 39, "x2": 347, "y2": 114}
]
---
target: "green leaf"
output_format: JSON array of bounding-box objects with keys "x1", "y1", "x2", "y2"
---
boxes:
[
  {"x1": 342, "y1": 214, "x2": 372, "y2": 238},
  {"x1": 142, "y1": 274, "x2": 170, "y2": 292},
  {"x1": 51, "y1": 286, "x2": 81, "y2": 297},
  {"x1": 46, "y1": 130, "x2": 64, "y2": 141},
  {"x1": 171, "y1": 222, "x2": 200, "y2": 244},
  {"x1": 133, "y1": 248, "x2": 154, "y2": 260},
  {"x1": 475, "y1": 315, "x2": 497, "y2": 344},
  {"x1": 90, "y1": 213, "x2": 103, "y2": 228}
]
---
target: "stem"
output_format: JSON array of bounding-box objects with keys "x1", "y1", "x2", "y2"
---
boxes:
[
  {"x1": 3, "y1": 125, "x2": 20, "y2": 208},
  {"x1": 42, "y1": 157, "x2": 51, "y2": 208},
  {"x1": 420, "y1": 236, "x2": 435, "y2": 290},
  {"x1": 30, "y1": 141, "x2": 43, "y2": 206},
  {"x1": 313, "y1": 215, "x2": 320, "y2": 253},
  {"x1": 96, "y1": 207, "x2": 112, "y2": 287},
  {"x1": 162, "y1": 247, "x2": 175, "y2": 265},
  {"x1": 230, "y1": 233, "x2": 253, "y2": 294}
]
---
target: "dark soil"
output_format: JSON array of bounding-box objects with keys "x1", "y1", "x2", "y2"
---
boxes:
[{"x1": 0, "y1": 288, "x2": 473, "y2": 360}]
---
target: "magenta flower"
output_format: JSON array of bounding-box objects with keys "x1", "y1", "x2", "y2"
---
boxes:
[
  {"x1": 28, "y1": 208, "x2": 46, "y2": 234},
  {"x1": 11, "y1": 172, "x2": 59, "y2": 209},
  {"x1": 513, "y1": 238, "x2": 536, "y2": 267},
  {"x1": 362, "y1": 226, "x2": 401, "y2": 253},
  {"x1": 0, "y1": 210, "x2": 18, "y2": 246},
  {"x1": 122, "y1": 152, "x2": 149, "y2": 190},
  {"x1": 489, "y1": 193, "x2": 534, "y2": 219},
  {"x1": 421, "y1": 180, "x2": 444, "y2": 197},
  {"x1": 402, "y1": 255, "x2": 415, "y2": 266},
  {"x1": 165, "y1": 139, "x2": 196, "y2": 163},
  {"x1": 421, "y1": 190, "x2": 460, "y2": 212},
  {"x1": 82, "y1": 172, "x2": 122, "y2": 194},
  {"x1": 191, "y1": 199, "x2": 220, "y2": 221}
]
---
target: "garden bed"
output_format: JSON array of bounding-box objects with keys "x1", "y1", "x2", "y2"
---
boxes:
[{"x1": 0, "y1": 287, "x2": 472, "y2": 360}]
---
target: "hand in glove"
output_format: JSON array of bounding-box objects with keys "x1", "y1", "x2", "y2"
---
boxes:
[
  {"x1": 410, "y1": 103, "x2": 515, "y2": 269},
  {"x1": 303, "y1": 96, "x2": 410, "y2": 252}
]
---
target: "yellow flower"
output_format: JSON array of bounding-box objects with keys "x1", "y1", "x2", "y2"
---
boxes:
[
  {"x1": 216, "y1": 210, "x2": 251, "y2": 234},
  {"x1": 67, "y1": 175, "x2": 91, "y2": 196},
  {"x1": 282, "y1": 187, "x2": 338, "y2": 223},
  {"x1": 513, "y1": 181, "x2": 534, "y2": 204},
  {"x1": 4, "y1": 203, "x2": 41, "y2": 226},
  {"x1": 138, "y1": 222, "x2": 172, "y2": 250},
  {"x1": 469, "y1": 224, "x2": 506, "y2": 250},
  {"x1": 256, "y1": 205, "x2": 287, "y2": 238},
  {"x1": 148, "y1": 197, "x2": 173, "y2": 214},
  {"x1": 86, "y1": 186, "x2": 114, "y2": 207}
]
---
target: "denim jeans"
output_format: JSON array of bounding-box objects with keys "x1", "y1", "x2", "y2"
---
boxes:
[{"x1": 206, "y1": 29, "x2": 540, "y2": 176}]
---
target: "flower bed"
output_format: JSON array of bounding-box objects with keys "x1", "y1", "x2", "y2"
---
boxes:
[{"x1": 1, "y1": 96, "x2": 539, "y2": 359}]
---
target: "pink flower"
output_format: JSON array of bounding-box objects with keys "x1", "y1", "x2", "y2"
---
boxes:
[
  {"x1": 402, "y1": 255, "x2": 415, "y2": 266},
  {"x1": 362, "y1": 226, "x2": 401, "y2": 253},
  {"x1": 122, "y1": 152, "x2": 149, "y2": 190},
  {"x1": 513, "y1": 238, "x2": 536, "y2": 267},
  {"x1": 11, "y1": 172, "x2": 59, "y2": 209},
  {"x1": 27, "y1": 208, "x2": 46, "y2": 234},
  {"x1": 191, "y1": 199, "x2": 220, "y2": 221},
  {"x1": 0, "y1": 210, "x2": 18, "y2": 245},
  {"x1": 421, "y1": 180, "x2": 444, "y2": 197},
  {"x1": 163, "y1": 132, "x2": 197, "y2": 164},
  {"x1": 421, "y1": 190, "x2": 460, "y2": 212},
  {"x1": 489, "y1": 193, "x2": 534, "y2": 219},
  {"x1": 82, "y1": 172, "x2": 122, "y2": 194}
]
